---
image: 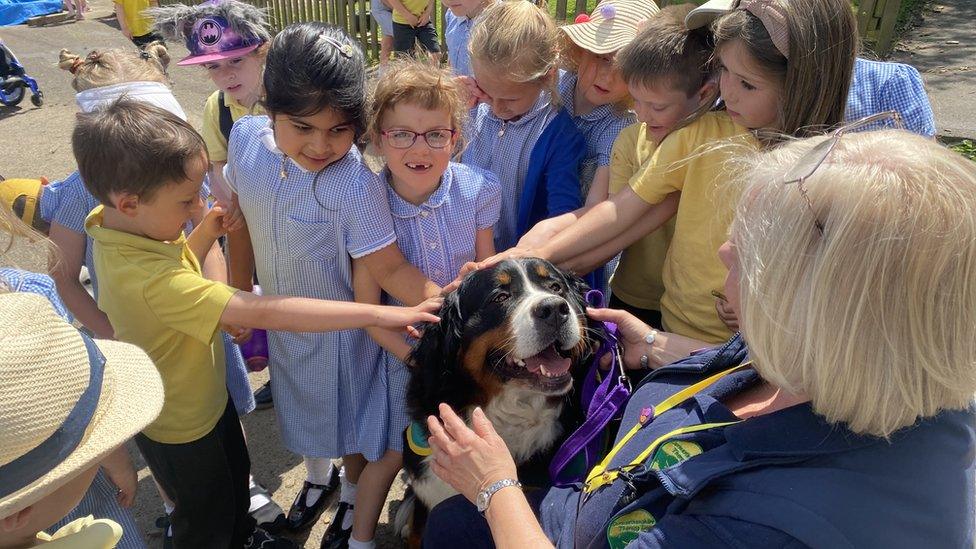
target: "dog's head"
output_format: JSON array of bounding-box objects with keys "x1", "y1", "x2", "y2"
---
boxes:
[{"x1": 406, "y1": 258, "x2": 596, "y2": 418}]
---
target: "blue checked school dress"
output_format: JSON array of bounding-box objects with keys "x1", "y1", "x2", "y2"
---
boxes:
[
  {"x1": 226, "y1": 116, "x2": 401, "y2": 460},
  {"x1": 379, "y1": 162, "x2": 501, "y2": 450}
]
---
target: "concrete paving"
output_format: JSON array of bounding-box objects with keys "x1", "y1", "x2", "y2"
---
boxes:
[{"x1": 890, "y1": 0, "x2": 976, "y2": 139}]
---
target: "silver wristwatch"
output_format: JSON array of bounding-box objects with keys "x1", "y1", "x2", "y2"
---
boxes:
[{"x1": 476, "y1": 478, "x2": 522, "y2": 514}]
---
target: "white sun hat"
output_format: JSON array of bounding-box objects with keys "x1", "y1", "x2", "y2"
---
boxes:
[
  {"x1": 684, "y1": 0, "x2": 734, "y2": 30},
  {"x1": 0, "y1": 292, "x2": 164, "y2": 518},
  {"x1": 560, "y1": 0, "x2": 661, "y2": 55}
]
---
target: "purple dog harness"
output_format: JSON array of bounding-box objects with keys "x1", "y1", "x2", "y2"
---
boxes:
[{"x1": 549, "y1": 290, "x2": 632, "y2": 486}]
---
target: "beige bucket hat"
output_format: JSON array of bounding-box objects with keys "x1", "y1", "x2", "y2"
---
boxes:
[
  {"x1": 684, "y1": 0, "x2": 734, "y2": 30},
  {"x1": 0, "y1": 292, "x2": 164, "y2": 518},
  {"x1": 560, "y1": 0, "x2": 661, "y2": 55}
]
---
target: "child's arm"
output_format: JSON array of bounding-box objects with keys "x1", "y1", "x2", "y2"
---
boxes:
[
  {"x1": 353, "y1": 257, "x2": 413, "y2": 361},
  {"x1": 358, "y1": 244, "x2": 442, "y2": 305},
  {"x1": 584, "y1": 167, "x2": 611, "y2": 208},
  {"x1": 114, "y1": 2, "x2": 131, "y2": 38},
  {"x1": 100, "y1": 446, "x2": 137, "y2": 508},
  {"x1": 186, "y1": 205, "x2": 226, "y2": 266},
  {"x1": 226, "y1": 222, "x2": 255, "y2": 292},
  {"x1": 48, "y1": 223, "x2": 115, "y2": 339},
  {"x1": 474, "y1": 228, "x2": 495, "y2": 262},
  {"x1": 220, "y1": 290, "x2": 439, "y2": 333}
]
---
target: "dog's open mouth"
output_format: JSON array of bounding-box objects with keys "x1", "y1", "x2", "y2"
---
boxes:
[{"x1": 491, "y1": 344, "x2": 575, "y2": 392}]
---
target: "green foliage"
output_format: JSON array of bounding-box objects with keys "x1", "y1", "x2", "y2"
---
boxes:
[{"x1": 950, "y1": 140, "x2": 976, "y2": 162}]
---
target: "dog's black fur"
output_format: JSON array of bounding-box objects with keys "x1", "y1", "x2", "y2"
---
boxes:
[{"x1": 398, "y1": 258, "x2": 598, "y2": 543}]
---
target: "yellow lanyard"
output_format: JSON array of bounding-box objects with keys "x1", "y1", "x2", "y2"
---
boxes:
[{"x1": 583, "y1": 363, "x2": 751, "y2": 494}]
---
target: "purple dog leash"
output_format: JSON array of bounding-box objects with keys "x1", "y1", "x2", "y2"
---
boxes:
[{"x1": 549, "y1": 290, "x2": 632, "y2": 486}]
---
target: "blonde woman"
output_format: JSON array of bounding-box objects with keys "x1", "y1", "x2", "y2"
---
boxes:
[{"x1": 422, "y1": 128, "x2": 976, "y2": 548}]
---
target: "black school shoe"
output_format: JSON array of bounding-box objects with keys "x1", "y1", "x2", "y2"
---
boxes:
[
  {"x1": 244, "y1": 526, "x2": 297, "y2": 549},
  {"x1": 286, "y1": 466, "x2": 340, "y2": 532},
  {"x1": 250, "y1": 482, "x2": 287, "y2": 533},
  {"x1": 154, "y1": 514, "x2": 173, "y2": 549},
  {"x1": 319, "y1": 501, "x2": 354, "y2": 549},
  {"x1": 254, "y1": 381, "x2": 273, "y2": 410}
]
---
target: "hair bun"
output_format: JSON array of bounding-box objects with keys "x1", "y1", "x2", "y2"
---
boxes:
[{"x1": 58, "y1": 49, "x2": 84, "y2": 73}]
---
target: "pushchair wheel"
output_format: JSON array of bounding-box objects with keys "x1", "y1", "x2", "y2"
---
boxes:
[
  {"x1": 30, "y1": 91, "x2": 42, "y2": 107},
  {"x1": 1, "y1": 84, "x2": 24, "y2": 106}
]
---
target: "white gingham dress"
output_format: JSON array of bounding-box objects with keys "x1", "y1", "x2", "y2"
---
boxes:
[
  {"x1": 380, "y1": 163, "x2": 502, "y2": 450},
  {"x1": 226, "y1": 116, "x2": 398, "y2": 460}
]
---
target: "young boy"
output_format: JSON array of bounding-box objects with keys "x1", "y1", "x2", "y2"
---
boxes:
[
  {"x1": 387, "y1": 0, "x2": 439, "y2": 58},
  {"x1": 114, "y1": 0, "x2": 163, "y2": 48},
  {"x1": 72, "y1": 99, "x2": 438, "y2": 549},
  {"x1": 0, "y1": 292, "x2": 164, "y2": 549},
  {"x1": 604, "y1": 3, "x2": 717, "y2": 329}
]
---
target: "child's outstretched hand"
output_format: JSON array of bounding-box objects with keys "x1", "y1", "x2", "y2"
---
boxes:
[
  {"x1": 375, "y1": 297, "x2": 442, "y2": 337},
  {"x1": 199, "y1": 202, "x2": 230, "y2": 240},
  {"x1": 220, "y1": 194, "x2": 246, "y2": 233}
]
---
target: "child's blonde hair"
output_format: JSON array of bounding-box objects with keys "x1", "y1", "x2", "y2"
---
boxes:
[
  {"x1": 730, "y1": 130, "x2": 976, "y2": 437},
  {"x1": 469, "y1": 0, "x2": 560, "y2": 105},
  {"x1": 713, "y1": 0, "x2": 857, "y2": 138},
  {"x1": 58, "y1": 44, "x2": 170, "y2": 92},
  {"x1": 367, "y1": 58, "x2": 468, "y2": 154},
  {"x1": 0, "y1": 196, "x2": 56, "y2": 276}
]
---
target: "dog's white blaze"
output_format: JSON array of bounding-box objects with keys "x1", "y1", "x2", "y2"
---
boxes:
[
  {"x1": 509, "y1": 262, "x2": 582, "y2": 359},
  {"x1": 409, "y1": 387, "x2": 564, "y2": 511}
]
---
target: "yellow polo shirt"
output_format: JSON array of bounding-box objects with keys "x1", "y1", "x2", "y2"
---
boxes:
[
  {"x1": 86, "y1": 206, "x2": 236, "y2": 444},
  {"x1": 392, "y1": 0, "x2": 427, "y2": 24},
  {"x1": 629, "y1": 111, "x2": 757, "y2": 343},
  {"x1": 201, "y1": 90, "x2": 263, "y2": 163},
  {"x1": 113, "y1": 0, "x2": 153, "y2": 38},
  {"x1": 607, "y1": 122, "x2": 675, "y2": 312}
]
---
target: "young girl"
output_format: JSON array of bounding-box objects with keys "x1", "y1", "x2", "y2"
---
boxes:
[
  {"x1": 443, "y1": 0, "x2": 494, "y2": 77},
  {"x1": 151, "y1": 0, "x2": 275, "y2": 409},
  {"x1": 504, "y1": 0, "x2": 857, "y2": 347},
  {"x1": 557, "y1": 0, "x2": 653, "y2": 203},
  {"x1": 224, "y1": 22, "x2": 440, "y2": 537},
  {"x1": 341, "y1": 58, "x2": 501, "y2": 549},
  {"x1": 461, "y1": 0, "x2": 584, "y2": 252}
]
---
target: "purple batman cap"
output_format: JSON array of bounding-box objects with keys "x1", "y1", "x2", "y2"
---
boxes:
[{"x1": 176, "y1": 15, "x2": 263, "y2": 65}]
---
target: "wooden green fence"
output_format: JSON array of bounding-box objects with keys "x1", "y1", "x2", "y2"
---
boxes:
[{"x1": 217, "y1": 0, "x2": 903, "y2": 63}]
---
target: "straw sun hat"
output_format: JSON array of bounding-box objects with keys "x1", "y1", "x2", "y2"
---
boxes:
[
  {"x1": 560, "y1": 0, "x2": 661, "y2": 55},
  {"x1": 0, "y1": 292, "x2": 164, "y2": 518}
]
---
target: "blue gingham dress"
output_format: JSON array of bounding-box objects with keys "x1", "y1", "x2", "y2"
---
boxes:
[
  {"x1": 462, "y1": 92, "x2": 560, "y2": 250},
  {"x1": 557, "y1": 70, "x2": 636, "y2": 199},
  {"x1": 0, "y1": 268, "x2": 146, "y2": 549},
  {"x1": 445, "y1": 11, "x2": 473, "y2": 77},
  {"x1": 845, "y1": 57, "x2": 937, "y2": 137},
  {"x1": 44, "y1": 172, "x2": 256, "y2": 415},
  {"x1": 380, "y1": 163, "x2": 501, "y2": 449},
  {"x1": 226, "y1": 116, "x2": 399, "y2": 460}
]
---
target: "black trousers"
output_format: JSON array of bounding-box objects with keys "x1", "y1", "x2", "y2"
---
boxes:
[
  {"x1": 392, "y1": 21, "x2": 440, "y2": 54},
  {"x1": 609, "y1": 294, "x2": 664, "y2": 331},
  {"x1": 136, "y1": 397, "x2": 254, "y2": 548}
]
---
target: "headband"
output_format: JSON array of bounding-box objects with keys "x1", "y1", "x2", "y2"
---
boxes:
[{"x1": 737, "y1": 0, "x2": 790, "y2": 59}]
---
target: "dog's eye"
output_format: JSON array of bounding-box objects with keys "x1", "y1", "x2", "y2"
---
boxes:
[
  {"x1": 549, "y1": 282, "x2": 563, "y2": 293},
  {"x1": 492, "y1": 292, "x2": 510, "y2": 303}
]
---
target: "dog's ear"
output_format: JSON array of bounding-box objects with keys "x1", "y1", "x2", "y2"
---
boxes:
[{"x1": 406, "y1": 290, "x2": 463, "y2": 417}]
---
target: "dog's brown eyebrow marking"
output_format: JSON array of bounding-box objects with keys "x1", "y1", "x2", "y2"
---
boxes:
[
  {"x1": 534, "y1": 264, "x2": 550, "y2": 278},
  {"x1": 496, "y1": 271, "x2": 512, "y2": 285}
]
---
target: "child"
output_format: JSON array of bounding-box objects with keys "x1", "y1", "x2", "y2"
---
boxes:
[
  {"x1": 0, "y1": 289, "x2": 164, "y2": 549},
  {"x1": 224, "y1": 22, "x2": 441, "y2": 537},
  {"x1": 340, "y1": 58, "x2": 501, "y2": 549},
  {"x1": 507, "y1": 0, "x2": 858, "y2": 347},
  {"x1": 371, "y1": 0, "x2": 395, "y2": 70},
  {"x1": 151, "y1": 0, "x2": 275, "y2": 408},
  {"x1": 114, "y1": 0, "x2": 163, "y2": 48},
  {"x1": 443, "y1": 0, "x2": 494, "y2": 76},
  {"x1": 388, "y1": 0, "x2": 438, "y2": 59},
  {"x1": 556, "y1": 0, "x2": 653, "y2": 202},
  {"x1": 462, "y1": 0, "x2": 585, "y2": 252},
  {"x1": 74, "y1": 98, "x2": 438, "y2": 548}
]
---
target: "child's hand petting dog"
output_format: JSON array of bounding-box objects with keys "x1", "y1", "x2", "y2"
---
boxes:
[{"x1": 380, "y1": 298, "x2": 442, "y2": 337}]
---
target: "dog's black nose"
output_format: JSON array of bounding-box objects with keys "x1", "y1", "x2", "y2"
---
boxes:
[{"x1": 532, "y1": 297, "x2": 571, "y2": 327}]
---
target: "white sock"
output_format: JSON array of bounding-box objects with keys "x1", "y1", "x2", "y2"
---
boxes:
[
  {"x1": 348, "y1": 537, "x2": 375, "y2": 549},
  {"x1": 163, "y1": 502, "x2": 175, "y2": 515},
  {"x1": 339, "y1": 466, "x2": 357, "y2": 505},
  {"x1": 248, "y1": 475, "x2": 272, "y2": 513},
  {"x1": 304, "y1": 457, "x2": 336, "y2": 506}
]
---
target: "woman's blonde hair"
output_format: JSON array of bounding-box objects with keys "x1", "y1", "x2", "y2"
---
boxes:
[
  {"x1": 730, "y1": 130, "x2": 976, "y2": 438},
  {"x1": 713, "y1": 0, "x2": 857, "y2": 139},
  {"x1": 0, "y1": 198, "x2": 56, "y2": 277},
  {"x1": 469, "y1": 0, "x2": 560, "y2": 105},
  {"x1": 58, "y1": 43, "x2": 171, "y2": 92},
  {"x1": 367, "y1": 58, "x2": 468, "y2": 156}
]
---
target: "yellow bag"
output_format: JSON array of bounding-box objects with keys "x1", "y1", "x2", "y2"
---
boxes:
[{"x1": 1, "y1": 177, "x2": 50, "y2": 234}]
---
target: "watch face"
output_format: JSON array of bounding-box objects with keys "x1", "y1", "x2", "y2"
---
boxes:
[{"x1": 477, "y1": 491, "x2": 489, "y2": 512}]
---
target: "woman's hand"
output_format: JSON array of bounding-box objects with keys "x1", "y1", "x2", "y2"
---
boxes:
[
  {"x1": 586, "y1": 307, "x2": 709, "y2": 370},
  {"x1": 427, "y1": 404, "x2": 518, "y2": 504},
  {"x1": 715, "y1": 295, "x2": 739, "y2": 332}
]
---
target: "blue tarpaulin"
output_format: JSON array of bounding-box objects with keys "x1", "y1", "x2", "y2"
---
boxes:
[{"x1": 0, "y1": 0, "x2": 62, "y2": 26}]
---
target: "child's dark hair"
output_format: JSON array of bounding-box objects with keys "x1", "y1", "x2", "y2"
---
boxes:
[
  {"x1": 617, "y1": 4, "x2": 714, "y2": 97},
  {"x1": 263, "y1": 22, "x2": 367, "y2": 135},
  {"x1": 73, "y1": 99, "x2": 207, "y2": 205}
]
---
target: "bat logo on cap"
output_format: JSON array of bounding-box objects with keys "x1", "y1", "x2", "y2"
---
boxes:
[{"x1": 199, "y1": 19, "x2": 222, "y2": 46}]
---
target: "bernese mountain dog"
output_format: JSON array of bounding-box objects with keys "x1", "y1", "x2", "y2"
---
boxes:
[{"x1": 396, "y1": 258, "x2": 597, "y2": 541}]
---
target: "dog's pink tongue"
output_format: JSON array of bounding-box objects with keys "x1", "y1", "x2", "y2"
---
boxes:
[{"x1": 524, "y1": 346, "x2": 572, "y2": 377}]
